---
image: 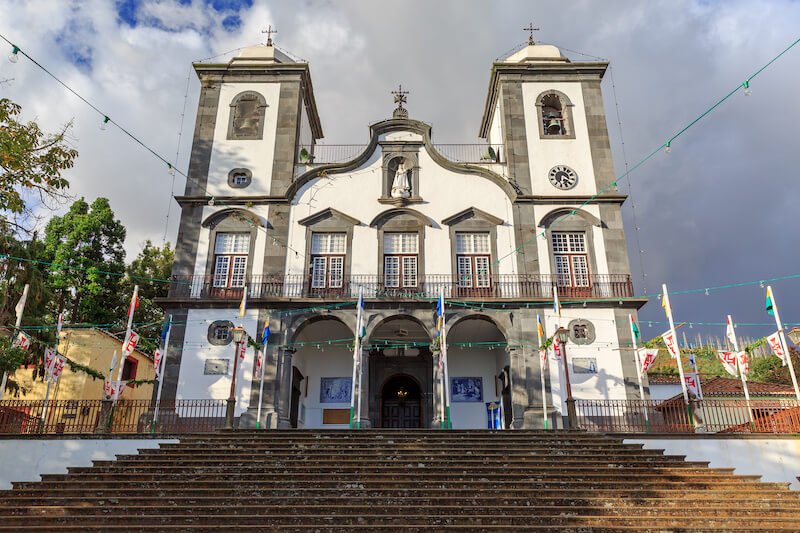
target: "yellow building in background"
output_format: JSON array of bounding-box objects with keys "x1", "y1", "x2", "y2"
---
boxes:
[{"x1": 15, "y1": 328, "x2": 155, "y2": 402}]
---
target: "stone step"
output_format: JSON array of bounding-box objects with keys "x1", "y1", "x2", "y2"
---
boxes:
[
  {"x1": 0, "y1": 512, "x2": 798, "y2": 529},
  {"x1": 0, "y1": 525, "x2": 794, "y2": 532}
]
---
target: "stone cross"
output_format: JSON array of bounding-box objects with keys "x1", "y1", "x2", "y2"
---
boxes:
[
  {"x1": 262, "y1": 25, "x2": 277, "y2": 47},
  {"x1": 524, "y1": 23, "x2": 540, "y2": 45},
  {"x1": 392, "y1": 85, "x2": 409, "y2": 109}
]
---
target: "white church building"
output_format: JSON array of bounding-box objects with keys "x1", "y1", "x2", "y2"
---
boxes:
[{"x1": 159, "y1": 38, "x2": 647, "y2": 429}]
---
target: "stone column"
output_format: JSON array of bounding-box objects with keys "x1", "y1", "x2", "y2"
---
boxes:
[
  {"x1": 507, "y1": 346, "x2": 527, "y2": 429},
  {"x1": 356, "y1": 348, "x2": 372, "y2": 429},
  {"x1": 240, "y1": 347, "x2": 279, "y2": 429},
  {"x1": 276, "y1": 348, "x2": 294, "y2": 429}
]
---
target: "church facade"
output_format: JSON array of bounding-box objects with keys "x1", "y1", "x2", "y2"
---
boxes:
[{"x1": 159, "y1": 40, "x2": 647, "y2": 429}]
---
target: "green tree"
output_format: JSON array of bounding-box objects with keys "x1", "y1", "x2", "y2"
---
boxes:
[
  {"x1": 749, "y1": 348, "x2": 800, "y2": 385},
  {"x1": 0, "y1": 335, "x2": 33, "y2": 397},
  {"x1": 43, "y1": 197, "x2": 126, "y2": 324},
  {"x1": 0, "y1": 226, "x2": 53, "y2": 330},
  {"x1": 124, "y1": 241, "x2": 173, "y2": 352},
  {"x1": 0, "y1": 98, "x2": 77, "y2": 233}
]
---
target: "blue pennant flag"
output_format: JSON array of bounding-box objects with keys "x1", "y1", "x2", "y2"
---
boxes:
[
  {"x1": 159, "y1": 318, "x2": 171, "y2": 344},
  {"x1": 436, "y1": 292, "x2": 445, "y2": 336},
  {"x1": 261, "y1": 322, "x2": 270, "y2": 346}
]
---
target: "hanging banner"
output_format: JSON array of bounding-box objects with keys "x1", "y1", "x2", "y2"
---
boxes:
[
  {"x1": 122, "y1": 331, "x2": 140, "y2": 356},
  {"x1": 44, "y1": 346, "x2": 56, "y2": 375},
  {"x1": 12, "y1": 332, "x2": 32, "y2": 351},
  {"x1": 737, "y1": 351, "x2": 749, "y2": 377},
  {"x1": 684, "y1": 373, "x2": 701, "y2": 397},
  {"x1": 553, "y1": 340, "x2": 562, "y2": 360},
  {"x1": 638, "y1": 348, "x2": 659, "y2": 374},
  {"x1": 717, "y1": 351, "x2": 739, "y2": 377},
  {"x1": 49, "y1": 354, "x2": 66, "y2": 382},
  {"x1": 109, "y1": 380, "x2": 127, "y2": 401},
  {"x1": 238, "y1": 341, "x2": 247, "y2": 363},
  {"x1": 766, "y1": 331, "x2": 788, "y2": 366},
  {"x1": 539, "y1": 349, "x2": 548, "y2": 366},
  {"x1": 662, "y1": 330, "x2": 680, "y2": 359},
  {"x1": 154, "y1": 349, "x2": 163, "y2": 381}
]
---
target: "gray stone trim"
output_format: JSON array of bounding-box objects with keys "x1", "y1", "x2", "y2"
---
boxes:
[
  {"x1": 499, "y1": 82, "x2": 532, "y2": 193},
  {"x1": 170, "y1": 205, "x2": 203, "y2": 282},
  {"x1": 441, "y1": 207, "x2": 503, "y2": 227},
  {"x1": 370, "y1": 208, "x2": 433, "y2": 229},
  {"x1": 567, "y1": 318, "x2": 596, "y2": 345},
  {"x1": 183, "y1": 76, "x2": 222, "y2": 197},
  {"x1": 301, "y1": 212, "x2": 359, "y2": 286},
  {"x1": 227, "y1": 168, "x2": 252, "y2": 189},
  {"x1": 271, "y1": 81, "x2": 301, "y2": 192},
  {"x1": 538, "y1": 207, "x2": 602, "y2": 229},
  {"x1": 202, "y1": 214, "x2": 259, "y2": 281},
  {"x1": 381, "y1": 146, "x2": 421, "y2": 201},
  {"x1": 534, "y1": 89, "x2": 576, "y2": 140},
  {"x1": 207, "y1": 320, "x2": 234, "y2": 346},
  {"x1": 299, "y1": 208, "x2": 361, "y2": 227},
  {"x1": 581, "y1": 79, "x2": 616, "y2": 190},
  {"x1": 515, "y1": 194, "x2": 627, "y2": 204},
  {"x1": 614, "y1": 308, "x2": 644, "y2": 400},
  {"x1": 374, "y1": 213, "x2": 428, "y2": 286},
  {"x1": 598, "y1": 203, "x2": 633, "y2": 276},
  {"x1": 226, "y1": 90, "x2": 267, "y2": 140},
  {"x1": 446, "y1": 217, "x2": 500, "y2": 283},
  {"x1": 540, "y1": 211, "x2": 600, "y2": 284},
  {"x1": 202, "y1": 208, "x2": 267, "y2": 229},
  {"x1": 288, "y1": 118, "x2": 517, "y2": 201},
  {"x1": 153, "y1": 308, "x2": 188, "y2": 403}
]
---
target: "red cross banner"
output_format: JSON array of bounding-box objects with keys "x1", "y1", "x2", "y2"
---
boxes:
[
  {"x1": 539, "y1": 349, "x2": 548, "y2": 366},
  {"x1": 717, "y1": 351, "x2": 739, "y2": 377},
  {"x1": 766, "y1": 331, "x2": 788, "y2": 366},
  {"x1": 553, "y1": 340, "x2": 562, "y2": 359},
  {"x1": 737, "y1": 351, "x2": 749, "y2": 376},
  {"x1": 662, "y1": 330, "x2": 680, "y2": 359},
  {"x1": 684, "y1": 373, "x2": 700, "y2": 397},
  {"x1": 44, "y1": 346, "x2": 56, "y2": 374},
  {"x1": 154, "y1": 349, "x2": 163, "y2": 381},
  {"x1": 255, "y1": 350, "x2": 263, "y2": 379},
  {"x1": 49, "y1": 354, "x2": 66, "y2": 382},
  {"x1": 12, "y1": 332, "x2": 32, "y2": 351},
  {"x1": 121, "y1": 331, "x2": 140, "y2": 356},
  {"x1": 638, "y1": 348, "x2": 659, "y2": 374},
  {"x1": 239, "y1": 341, "x2": 247, "y2": 363}
]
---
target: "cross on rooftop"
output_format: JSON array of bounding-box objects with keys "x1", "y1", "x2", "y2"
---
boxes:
[
  {"x1": 262, "y1": 25, "x2": 277, "y2": 47},
  {"x1": 524, "y1": 23, "x2": 540, "y2": 45},
  {"x1": 392, "y1": 85, "x2": 409, "y2": 109}
]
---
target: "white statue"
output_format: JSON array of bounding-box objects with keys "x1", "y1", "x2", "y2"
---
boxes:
[{"x1": 390, "y1": 159, "x2": 411, "y2": 198}]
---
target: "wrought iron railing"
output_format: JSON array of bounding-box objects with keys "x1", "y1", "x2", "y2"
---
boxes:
[
  {"x1": 575, "y1": 398, "x2": 800, "y2": 434},
  {"x1": 295, "y1": 144, "x2": 505, "y2": 165},
  {"x1": 0, "y1": 399, "x2": 227, "y2": 435},
  {"x1": 168, "y1": 274, "x2": 634, "y2": 300}
]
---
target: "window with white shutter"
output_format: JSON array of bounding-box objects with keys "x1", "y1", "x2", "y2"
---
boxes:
[
  {"x1": 552, "y1": 232, "x2": 590, "y2": 287},
  {"x1": 455, "y1": 232, "x2": 491, "y2": 291},
  {"x1": 383, "y1": 233, "x2": 418, "y2": 288},
  {"x1": 212, "y1": 232, "x2": 250, "y2": 288},
  {"x1": 310, "y1": 233, "x2": 347, "y2": 290}
]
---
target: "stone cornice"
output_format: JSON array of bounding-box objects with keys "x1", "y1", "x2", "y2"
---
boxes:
[
  {"x1": 174, "y1": 195, "x2": 290, "y2": 206},
  {"x1": 514, "y1": 194, "x2": 627, "y2": 205}
]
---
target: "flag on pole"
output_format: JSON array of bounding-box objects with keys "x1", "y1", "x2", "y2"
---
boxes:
[
  {"x1": 553, "y1": 285, "x2": 561, "y2": 317},
  {"x1": 662, "y1": 330, "x2": 680, "y2": 359},
  {"x1": 108, "y1": 380, "x2": 127, "y2": 401},
  {"x1": 436, "y1": 292, "x2": 445, "y2": 337},
  {"x1": 766, "y1": 331, "x2": 788, "y2": 366},
  {"x1": 44, "y1": 347, "x2": 57, "y2": 379},
  {"x1": 539, "y1": 348, "x2": 548, "y2": 366},
  {"x1": 630, "y1": 316, "x2": 641, "y2": 343},
  {"x1": 239, "y1": 340, "x2": 247, "y2": 362},
  {"x1": 765, "y1": 286, "x2": 776, "y2": 316},
  {"x1": 638, "y1": 348, "x2": 659, "y2": 374},
  {"x1": 255, "y1": 350, "x2": 263, "y2": 379},
  {"x1": 737, "y1": 351, "x2": 749, "y2": 376},
  {"x1": 127, "y1": 291, "x2": 139, "y2": 318},
  {"x1": 12, "y1": 331, "x2": 31, "y2": 351},
  {"x1": 661, "y1": 289, "x2": 672, "y2": 318},
  {"x1": 717, "y1": 351, "x2": 739, "y2": 377},
  {"x1": 553, "y1": 339, "x2": 562, "y2": 359},
  {"x1": 684, "y1": 373, "x2": 700, "y2": 397},
  {"x1": 154, "y1": 349, "x2": 163, "y2": 381},
  {"x1": 14, "y1": 288, "x2": 28, "y2": 324},
  {"x1": 261, "y1": 323, "x2": 270, "y2": 346},
  {"x1": 536, "y1": 315, "x2": 544, "y2": 339},
  {"x1": 160, "y1": 318, "x2": 171, "y2": 344},
  {"x1": 725, "y1": 316, "x2": 736, "y2": 347},
  {"x1": 122, "y1": 331, "x2": 140, "y2": 356},
  {"x1": 239, "y1": 286, "x2": 248, "y2": 318}
]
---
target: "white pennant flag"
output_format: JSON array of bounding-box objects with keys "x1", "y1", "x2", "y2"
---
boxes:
[
  {"x1": 662, "y1": 330, "x2": 680, "y2": 359},
  {"x1": 684, "y1": 373, "x2": 701, "y2": 397},
  {"x1": 14, "y1": 287, "x2": 28, "y2": 324},
  {"x1": 737, "y1": 351, "x2": 750, "y2": 377},
  {"x1": 766, "y1": 331, "x2": 788, "y2": 366},
  {"x1": 109, "y1": 380, "x2": 127, "y2": 401},
  {"x1": 539, "y1": 349, "x2": 548, "y2": 367},
  {"x1": 49, "y1": 354, "x2": 66, "y2": 382},
  {"x1": 122, "y1": 331, "x2": 140, "y2": 356},
  {"x1": 239, "y1": 341, "x2": 247, "y2": 363},
  {"x1": 638, "y1": 348, "x2": 659, "y2": 374},
  {"x1": 44, "y1": 347, "x2": 56, "y2": 376},
  {"x1": 154, "y1": 349, "x2": 163, "y2": 381},
  {"x1": 717, "y1": 351, "x2": 739, "y2": 377},
  {"x1": 725, "y1": 317, "x2": 736, "y2": 347},
  {"x1": 12, "y1": 332, "x2": 32, "y2": 351}
]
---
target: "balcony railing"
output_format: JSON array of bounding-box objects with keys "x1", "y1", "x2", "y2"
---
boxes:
[
  {"x1": 0, "y1": 399, "x2": 227, "y2": 435},
  {"x1": 575, "y1": 399, "x2": 800, "y2": 434},
  {"x1": 295, "y1": 144, "x2": 505, "y2": 165},
  {"x1": 168, "y1": 274, "x2": 633, "y2": 300}
]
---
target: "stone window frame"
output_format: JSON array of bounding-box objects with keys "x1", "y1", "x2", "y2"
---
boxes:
[
  {"x1": 379, "y1": 143, "x2": 423, "y2": 204},
  {"x1": 370, "y1": 209, "x2": 433, "y2": 289},
  {"x1": 568, "y1": 318, "x2": 596, "y2": 345},
  {"x1": 441, "y1": 208, "x2": 504, "y2": 283},
  {"x1": 227, "y1": 91, "x2": 268, "y2": 141},
  {"x1": 535, "y1": 90, "x2": 576, "y2": 140},
  {"x1": 539, "y1": 208, "x2": 602, "y2": 284},
  {"x1": 201, "y1": 209, "x2": 263, "y2": 283},
  {"x1": 208, "y1": 320, "x2": 235, "y2": 346},
  {"x1": 298, "y1": 208, "x2": 361, "y2": 289},
  {"x1": 227, "y1": 168, "x2": 253, "y2": 189}
]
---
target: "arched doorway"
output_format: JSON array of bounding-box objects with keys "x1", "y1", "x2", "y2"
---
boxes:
[{"x1": 381, "y1": 375, "x2": 422, "y2": 428}]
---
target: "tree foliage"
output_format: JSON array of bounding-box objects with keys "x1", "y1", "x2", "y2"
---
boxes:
[
  {"x1": 125, "y1": 240, "x2": 173, "y2": 353},
  {"x1": 0, "y1": 98, "x2": 77, "y2": 232},
  {"x1": 43, "y1": 197, "x2": 127, "y2": 324}
]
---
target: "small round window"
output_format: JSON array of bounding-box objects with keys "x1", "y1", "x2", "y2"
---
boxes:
[
  {"x1": 208, "y1": 320, "x2": 235, "y2": 346},
  {"x1": 228, "y1": 168, "x2": 252, "y2": 189}
]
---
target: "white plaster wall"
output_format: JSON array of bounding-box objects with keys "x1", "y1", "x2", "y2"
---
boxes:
[
  {"x1": 448, "y1": 348, "x2": 503, "y2": 429},
  {"x1": 192, "y1": 205, "x2": 269, "y2": 279},
  {"x1": 176, "y1": 308, "x2": 258, "y2": 415},
  {"x1": 206, "y1": 83, "x2": 282, "y2": 197},
  {"x1": 286, "y1": 136, "x2": 517, "y2": 280},
  {"x1": 522, "y1": 82, "x2": 597, "y2": 196},
  {"x1": 626, "y1": 438, "x2": 800, "y2": 490},
  {"x1": 534, "y1": 202, "x2": 608, "y2": 277},
  {"x1": 292, "y1": 346, "x2": 353, "y2": 429},
  {"x1": 0, "y1": 438, "x2": 177, "y2": 489}
]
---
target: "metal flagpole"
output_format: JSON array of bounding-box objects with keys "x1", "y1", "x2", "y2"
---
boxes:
[
  {"x1": 115, "y1": 286, "x2": 139, "y2": 385},
  {"x1": 1, "y1": 284, "x2": 29, "y2": 400},
  {"x1": 151, "y1": 315, "x2": 172, "y2": 434},
  {"x1": 40, "y1": 349, "x2": 55, "y2": 431},
  {"x1": 349, "y1": 288, "x2": 363, "y2": 429},
  {"x1": 767, "y1": 286, "x2": 800, "y2": 400},
  {"x1": 662, "y1": 284, "x2": 693, "y2": 428},
  {"x1": 256, "y1": 320, "x2": 269, "y2": 429},
  {"x1": 441, "y1": 289, "x2": 451, "y2": 429},
  {"x1": 629, "y1": 314, "x2": 650, "y2": 430},
  {"x1": 537, "y1": 315, "x2": 548, "y2": 429},
  {"x1": 355, "y1": 287, "x2": 365, "y2": 429},
  {"x1": 727, "y1": 314, "x2": 754, "y2": 427}
]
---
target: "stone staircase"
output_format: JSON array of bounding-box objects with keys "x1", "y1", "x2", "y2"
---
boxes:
[{"x1": 1, "y1": 430, "x2": 799, "y2": 531}]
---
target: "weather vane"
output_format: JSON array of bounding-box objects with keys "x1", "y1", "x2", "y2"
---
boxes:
[
  {"x1": 391, "y1": 85, "x2": 409, "y2": 118},
  {"x1": 524, "y1": 22, "x2": 540, "y2": 45},
  {"x1": 262, "y1": 25, "x2": 277, "y2": 47}
]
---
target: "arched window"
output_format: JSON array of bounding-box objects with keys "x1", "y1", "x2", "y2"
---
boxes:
[
  {"x1": 535, "y1": 91, "x2": 575, "y2": 140},
  {"x1": 227, "y1": 91, "x2": 267, "y2": 140}
]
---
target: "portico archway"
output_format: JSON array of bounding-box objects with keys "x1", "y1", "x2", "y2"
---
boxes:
[{"x1": 380, "y1": 374, "x2": 422, "y2": 428}]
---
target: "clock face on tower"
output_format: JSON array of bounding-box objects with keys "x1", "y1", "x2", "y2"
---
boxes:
[{"x1": 548, "y1": 165, "x2": 578, "y2": 190}]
